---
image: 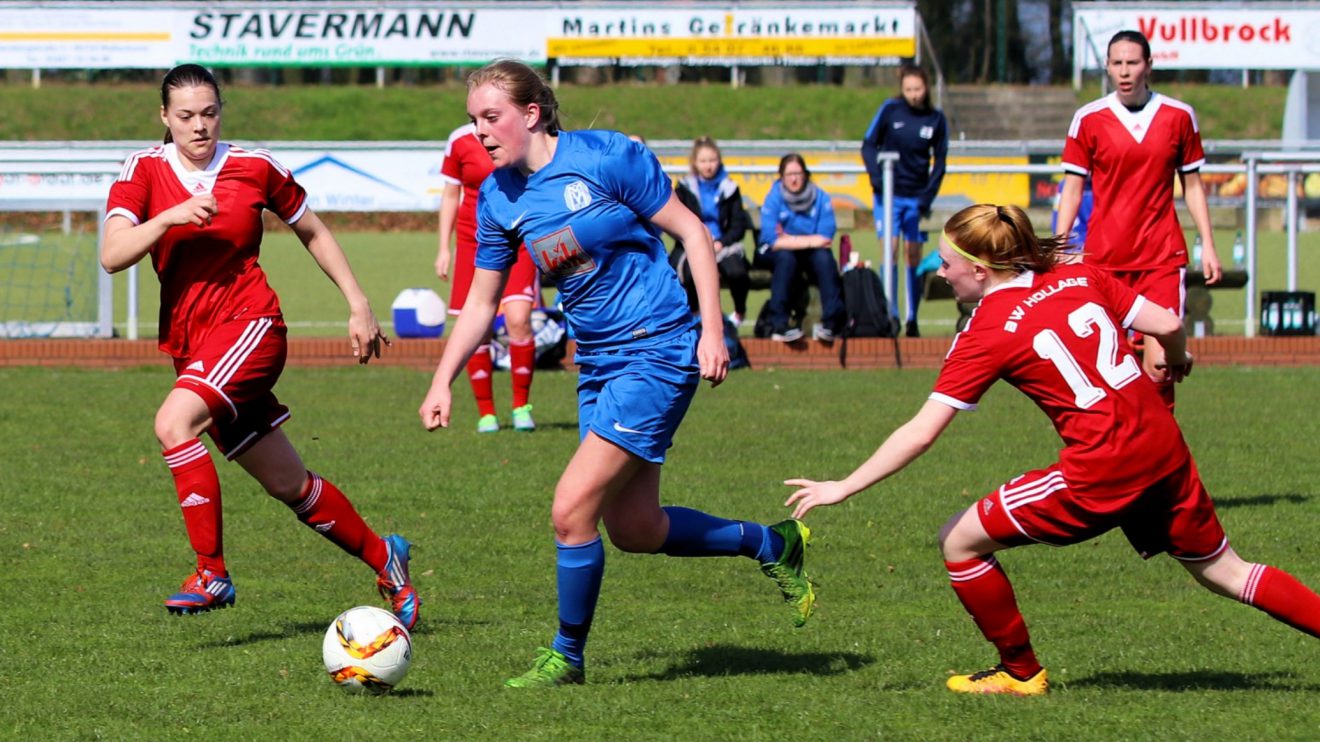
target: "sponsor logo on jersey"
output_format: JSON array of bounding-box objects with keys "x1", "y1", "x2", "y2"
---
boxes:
[
  {"x1": 920, "y1": 125, "x2": 935, "y2": 139},
  {"x1": 531, "y1": 226, "x2": 596, "y2": 279},
  {"x1": 892, "y1": 121, "x2": 905, "y2": 129},
  {"x1": 564, "y1": 180, "x2": 592, "y2": 211},
  {"x1": 180, "y1": 493, "x2": 211, "y2": 508},
  {"x1": 185, "y1": 360, "x2": 206, "y2": 372}
]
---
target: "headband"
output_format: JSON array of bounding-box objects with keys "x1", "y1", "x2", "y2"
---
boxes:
[{"x1": 941, "y1": 232, "x2": 1013, "y2": 271}]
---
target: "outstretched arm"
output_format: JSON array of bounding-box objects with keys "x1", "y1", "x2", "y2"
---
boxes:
[
  {"x1": 419, "y1": 265, "x2": 507, "y2": 430},
  {"x1": 290, "y1": 207, "x2": 389, "y2": 364},
  {"x1": 784, "y1": 400, "x2": 958, "y2": 518},
  {"x1": 650, "y1": 192, "x2": 729, "y2": 387}
]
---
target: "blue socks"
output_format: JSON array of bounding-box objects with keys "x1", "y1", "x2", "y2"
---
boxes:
[
  {"x1": 551, "y1": 537, "x2": 604, "y2": 669},
  {"x1": 905, "y1": 265, "x2": 922, "y2": 322},
  {"x1": 659, "y1": 506, "x2": 783, "y2": 563}
]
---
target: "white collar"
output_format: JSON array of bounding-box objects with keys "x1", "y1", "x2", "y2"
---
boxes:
[
  {"x1": 165, "y1": 142, "x2": 230, "y2": 195},
  {"x1": 1105, "y1": 91, "x2": 1163, "y2": 144}
]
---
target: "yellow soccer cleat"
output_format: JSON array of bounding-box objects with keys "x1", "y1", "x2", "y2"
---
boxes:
[{"x1": 946, "y1": 664, "x2": 1049, "y2": 696}]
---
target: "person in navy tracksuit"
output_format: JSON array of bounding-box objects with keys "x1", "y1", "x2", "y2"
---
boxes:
[{"x1": 861, "y1": 65, "x2": 948, "y2": 337}]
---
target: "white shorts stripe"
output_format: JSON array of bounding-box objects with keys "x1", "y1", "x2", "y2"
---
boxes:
[
  {"x1": 999, "y1": 471, "x2": 1067, "y2": 508},
  {"x1": 208, "y1": 318, "x2": 273, "y2": 390}
]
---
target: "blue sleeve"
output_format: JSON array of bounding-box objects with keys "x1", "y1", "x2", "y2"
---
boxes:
[
  {"x1": 600, "y1": 134, "x2": 672, "y2": 218},
  {"x1": 816, "y1": 195, "x2": 837, "y2": 241},
  {"x1": 474, "y1": 181, "x2": 517, "y2": 271},
  {"x1": 918, "y1": 111, "x2": 949, "y2": 211},
  {"x1": 759, "y1": 183, "x2": 783, "y2": 248},
  {"x1": 861, "y1": 101, "x2": 892, "y2": 193}
]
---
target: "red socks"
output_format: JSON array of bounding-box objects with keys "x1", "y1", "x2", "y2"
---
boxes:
[
  {"x1": 509, "y1": 339, "x2": 535, "y2": 409},
  {"x1": 1240, "y1": 564, "x2": 1320, "y2": 638},
  {"x1": 467, "y1": 346, "x2": 496, "y2": 417},
  {"x1": 289, "y1": 472, "x2": 388, "y2": 573},
  {"x1": 947, "y1": 556, "x2": 1042, "y2": 678},
  {"x1": 163, "y1": 439, "x2": 226, "y2": 576}
]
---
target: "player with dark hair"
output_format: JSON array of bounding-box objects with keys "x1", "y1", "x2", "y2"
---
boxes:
[
  {"x1": 419, "y1": 59, "x2": 814, "y2": 688},
  {"x1": 785, "y1": 204, "x2": 1320, "y2": 695},
  {"x1": 861, "y1": 64, "x2": 948, "y2": 337},
  {"x1": 101, "y1": 63, "x2": 419, "y2": 628},
  {"x1": 1056, "y1": 29, "x2": 1220, "y2": 409},
  {"x1": 436, "y1": 122, "x2": 541, "y2": 433}
]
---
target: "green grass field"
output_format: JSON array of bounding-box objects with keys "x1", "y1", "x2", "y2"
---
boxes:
[
  {"x1": 103, "y1": 228, "x2": 1320, "y2": 339},
  {"x1": 1, "y1": 364, "x2": 1318, "y2": 738}
]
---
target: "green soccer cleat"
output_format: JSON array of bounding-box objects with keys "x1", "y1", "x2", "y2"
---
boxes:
[
  {"x1": 476, "y1": 414, "x2": 500, "y2": 434},
  {"x1": 511, "y1": 404, "x2": 536, "y2": 432},
  {"x1": 760, "y1": 519, "x2": 815, "y2": 627},
  {"x1": 503, "y1": 647, "x2": 585, "y2": 688}
]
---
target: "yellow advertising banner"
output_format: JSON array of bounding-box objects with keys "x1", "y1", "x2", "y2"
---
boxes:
[{"x1": 547, "y1": 36, "x2": 915, "y2": 59}]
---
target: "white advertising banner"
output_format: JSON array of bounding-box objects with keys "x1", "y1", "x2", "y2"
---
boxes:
[
  {"x1": 0, "y1": 2, "x2": 915, "y2": 69},
  {"x1": 1075, "y1": 3, "x2": 1320, "y2": 70},
  {"x1": 0, "y1": 144, "x2": 446, "y2": 212}
]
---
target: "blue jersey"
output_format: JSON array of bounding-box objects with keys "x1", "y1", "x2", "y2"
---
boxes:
[
  {"x1": 861, "y1": 97, "x2": 948, "y2": 208},
  {"x1": 475, "y1": 130, "x2": 694, "y2": 349}
]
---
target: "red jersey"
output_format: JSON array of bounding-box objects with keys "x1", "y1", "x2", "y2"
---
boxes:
[
  {"x1": 439, "y1": 123, "x2": 494, "y2": 248},
  {"x1": 1061, "y1": 92, "x2": 1205, "y2": 271},
  {"x1": 931, "y1": 264, "x2": 1189, "y2": 495},
  {"x1": 106, "y1": 143, "x2": 307, "y2": 358}
]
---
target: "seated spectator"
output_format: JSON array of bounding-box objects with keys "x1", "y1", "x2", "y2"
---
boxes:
[
  {"x1": 756, "y1": 153, "x2": 846, "y2": 343},
  {"x1": 670, "y1": 136, "x2": 752, "y2": 326}
]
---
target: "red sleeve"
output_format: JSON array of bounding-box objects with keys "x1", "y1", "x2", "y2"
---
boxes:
[
  {"x1": 1061, "y1": 113, "x2": 1092, "y2": 177},
  {"x1": 930, "y1": 329, "x2": 1000, "y2": 411},
  {"x1": 105, "y1": 151, "x2": 153, "y2": 225},
  {"x1": 440, "y1": 138, "x2": 462, "y2": 184},
  {"x1": 1087, "y1": 266, "x2": 1144, "y2": 329},
  {"x1": 1179, "y1": 110, "x2": 1205, "y2": 171},
  {"x1": 262, "y1": 152, "x2": 307, "y2": 224}
]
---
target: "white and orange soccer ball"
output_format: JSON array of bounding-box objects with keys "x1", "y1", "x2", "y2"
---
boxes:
[{"x1": 322, "y1": 606, "x2": 413, "y2": 694}]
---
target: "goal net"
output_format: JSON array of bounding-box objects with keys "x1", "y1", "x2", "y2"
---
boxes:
[{"x1": 0, "y1": 152, "x2": 116, "y2": 338}]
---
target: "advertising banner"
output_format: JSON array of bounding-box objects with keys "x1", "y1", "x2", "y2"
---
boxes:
[
  {"x1": 0, "y1": 2, "x2": 916, "y2": 69},
  {"x1": 1074, "y1": 3, "x2": 1320, "y2": 70}
]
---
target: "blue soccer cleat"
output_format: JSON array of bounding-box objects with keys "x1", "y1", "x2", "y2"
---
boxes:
[
  {"x1": 376, "y1": 534, "x2": 420, "y2": 631},
  {"x1": 165, "y1": 568, "x2": 235, "y2": 615}
]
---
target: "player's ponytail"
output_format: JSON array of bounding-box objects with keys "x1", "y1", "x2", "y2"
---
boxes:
[
  {"x1": 942, "y1": 204, "x2": 1069, "y2": 274},
  {"x1": 467, "y1": 59, "x2": 560, "y2": 135},
  {"x1": 160, "y1": 64, "x2": 223, "y2": 144}
]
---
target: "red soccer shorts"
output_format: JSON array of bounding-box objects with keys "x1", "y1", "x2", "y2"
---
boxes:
[
  {"x1": 448, "y1": 239, "x2": 540, "y2": 314},
  {"x1": 977, "y1": 459, "x2": 1228, "y2": 561},
  {"x1": 171, "y1": 316, "x2": 290, "y2": 460}
]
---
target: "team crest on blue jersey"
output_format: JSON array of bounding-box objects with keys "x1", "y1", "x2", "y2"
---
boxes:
[
  {"x1": 563, "y1": 180, "x2": 592, "y2": 212},
  {"x1": 920, "y1": 125, "x2": 934, "y2": 139},
  {"x1": 531, "y1": 226, "x2": 596, "y2": 279}
]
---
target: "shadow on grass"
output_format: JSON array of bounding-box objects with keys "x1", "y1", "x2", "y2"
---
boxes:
[
  {"x1": 197, "y1": 620, "x2": 328, "y2": 649},
  {"x1": 386, "y1": 687, "x2": 435, "y2": 698},
  {"x1": 1070, "y1": 669, "x2": 1320, "y2": 692},
  {"x1": 1213, "y1": 493, "x2": 1311, "y2": 510},
  {"x1": 622, "y1": 645, "x2": 873, "y2": 682}
]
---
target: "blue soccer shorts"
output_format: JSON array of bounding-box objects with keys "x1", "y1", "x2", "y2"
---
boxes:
[
  {"x1": 873, "y1": 194, "x2": 926, "y2": 244},
  {"x1": 575, "y1": 328, "x2": 699, "y2": 463}
]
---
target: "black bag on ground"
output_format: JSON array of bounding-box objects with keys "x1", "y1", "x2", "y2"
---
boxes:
[{"x1": 841, "y1": 266, "x2": 893, "y2": 338}]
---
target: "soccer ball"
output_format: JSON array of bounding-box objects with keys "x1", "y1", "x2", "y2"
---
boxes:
[{"x1": 322, "y1": 606, "x2": 413, "y2": 694}]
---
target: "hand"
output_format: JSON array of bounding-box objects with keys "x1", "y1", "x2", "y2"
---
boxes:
[
  {"x1": 783, "y1": 478, "x2": 854, "y2": 519},
  {"x1": 347, "y1": 306, "x2": 391, "y2": 364},
  {"x1": 712, "y1": 240, "x2": 724, "y2": 252},
  {"x1": 164, "y1": 194, "x2": 217, "y2": 228},
  {"x1": 696, "y1": 328, "x2": 729, "y2": 388},
  {"x1": 919, "y1": 204, "x2": 932, "y2": 220},
  {"x1": 435, "y1": 246, "x2": 451, "y2": 282},
  {"x1": 418, "y1": 382, "x2": 452, "y2": 431},
  {"x1": 1155, "y1": 351, "x2": 1194, "y2": 383},
  {"x1": 1200, "y1": 244, "x2": 1223, "y2": 285}
]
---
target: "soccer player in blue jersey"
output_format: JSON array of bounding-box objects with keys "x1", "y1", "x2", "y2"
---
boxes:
[
  {"x1": 418, "y1": 59, "x2": 815, "y2": 688},
  {"x1": 861, "y1": 65, "x2": 948, "y2": 337}
]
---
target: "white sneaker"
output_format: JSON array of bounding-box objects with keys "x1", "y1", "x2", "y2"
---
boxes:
[
  {"x1": 771, "y1": 327, "x2": 804, "y2": 343},
  {"x1": 812, "y1": 324, "x2": 836, "y2": 343},
  {"x1": 726, "y1": 311, "x2": 744, "y2": 328}
]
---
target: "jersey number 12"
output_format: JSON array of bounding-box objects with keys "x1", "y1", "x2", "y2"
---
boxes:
[{"x1": 1032, "y1": 302, "x2": 1141, "y2": 409}]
